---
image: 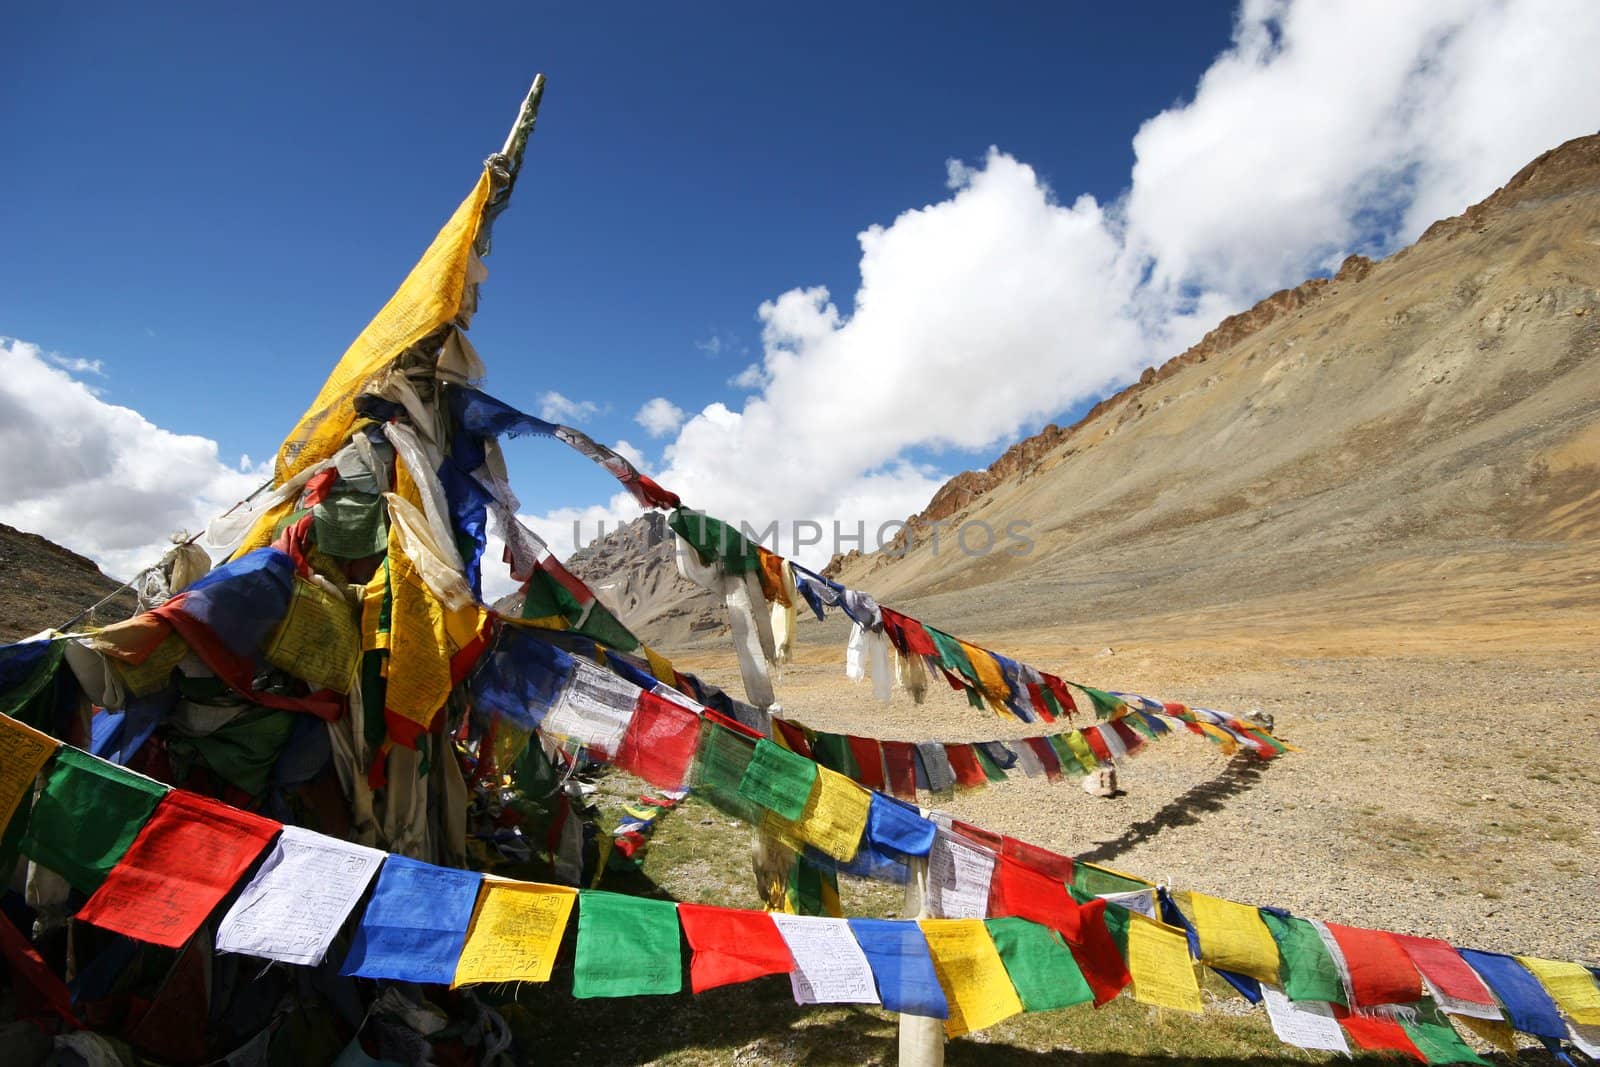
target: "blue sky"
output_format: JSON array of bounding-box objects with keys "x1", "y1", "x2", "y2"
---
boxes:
[{"x1": 4, "y1": 1, "x2": 1597, "y2": 581}]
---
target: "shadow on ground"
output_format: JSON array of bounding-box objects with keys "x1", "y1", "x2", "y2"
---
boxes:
[{"x1": 1073, "y1": 754, "x2": 1274, "y2": 866}]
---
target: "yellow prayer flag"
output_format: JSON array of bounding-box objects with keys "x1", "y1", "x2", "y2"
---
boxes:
[
  {"x1": 452, "y1": 879, "x2": 577, "y2": 987},
  {"x1": 276, "y1": 170, "x2": 493, "y2": 483},
  {"x1": 1455, "y1": 1015, "x2": 1519, "y2": 1056},
  {"x1": 642, "y1": 644, "x2": 676, "y2": 686},
  {"x1": 1185, "y1": 891, "x2": 1281, "y2": 985},
  {"x1": 0, "y1": 713, "x2": 58, "y2": 828},
  {"x1": 1196, "y1": 722, "x2": 1240, "y2": 755},
  {"x1": 265, "y1": 576, "x2": 360, "y2": 693},
  {"x1": 919, "y1": 918, "x2": 1025, "y2": 1037},
  {"x1": 959, "y1": 642, "x2": 1012, "y2": 715},
  {"x1": 112, "y1": 633, "x2": 188, "y2": 697},
  {"x1": 1517, "y1": 956, "x2": 1600, "y2": 1026},
  {"x1": 1127, "y1": 914, "x2": 1203, "y2": 1013},
  {"x1": 761, "y1": 766, "x2": 871, "y2": 863},
  {"x1": 384, "y1": 524, "x2": 486, "y2": 739},
  {"x1": 1064, "y1": 731, "x2": 1099, "y2": 774}
]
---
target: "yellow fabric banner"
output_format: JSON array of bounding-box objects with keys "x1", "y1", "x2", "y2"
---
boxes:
[
  {"x1": 384, "y1": 523, "x2": 486, "y2": 741},
  {"x1": 1127, "y1": 914, "x2": 1203, "y2": 1013},
  {"x1": 113, "y1": 633, "x2": 188, "y2": 696},
  {"x1": 0, "y1": 713, "x2": 58, "y2": 828},
  {"x1": 1517, "y1": 956, "x2": 1600, "y2": 1025},
  {"x1": 275, "y1": 170, "x2": 492, "y2": 482},
  {"x1": 1186, "y1": 891, "x2": 1281, "y2": 985},
  {"x1": 265, "y1": 576, "x2": 360, "y2": 693},
  {"x1": 452, "y1": 879, "x2": 576, "y2": 987},
  {"x1": 1064, "y1": 731, "x2": 1099, "y2": 774},
  {"x1": 642, "y1": 644, "x2": 676, "y2": 686},
  {"x1": 761, "y1": 765, "x2": 870, "y2": 863},
  {"x1": 919, "y1": 918, "x2": 1025, "y2": 1037},
  {"x1": 960, "y1": 642, "x2": 1012, "y2": 715}
]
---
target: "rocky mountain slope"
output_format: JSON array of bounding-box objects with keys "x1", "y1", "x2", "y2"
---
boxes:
[
  {"x1": 0, "y1": 523, "x2": 134, "y2": 642},
  {"x1": 825, "y1": 133, "x2": 1600, "y2": 639}
]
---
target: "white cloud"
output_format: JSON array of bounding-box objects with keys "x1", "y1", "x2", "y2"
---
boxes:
[
  {"x1": 0, "y1": 339, "x2": 265, "y2": 581},
  {"x1": 538, "y1": 391, "x2": 599, "y2": 424},
  {"x1": 634, "y1": 397, "x2": 686, "y2": 438},
  {"x1": 525, "y1": 0, "x2": 1600, "y2": 568},
  {"x1": 48, "y1": 353, "x2": 105, "y2": 376},
  {"x1": 611, "y1": 439, "x2": 651, "y2": 473}
]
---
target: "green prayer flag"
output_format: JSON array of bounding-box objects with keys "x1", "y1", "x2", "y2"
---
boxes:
[
  {"x1": 985, "y1": 916, "x2": 1095, "y2": 1012},
  {"x1": 20, "y1": 747, "x2": 167, "y2": 892},
  {"x1": 572, "y1": 890, "x2": 682, "y2": 998},
  {"x1": 1401, "y1": 1004, "x2": 1491, "y2": 1065},
  {"x1": 738, "y1": 739, "x2": 818, "y2": 821},
  {"x1": 1100, "y1": 900, "x2": 1131, "y2": 957},
  {"x1": 1071, "y1": 864, "x2": 1152, "y2": 898},
  {"x1": 1046, "y1": 734, "x2": 1086, "y2": 777},
  {"x1": 668, "y1": 509, "x2": 760, "y2": 574},
  {"x1": 0, "y1": 640, "x2": 66, "y2": 721},
  {"x1": 924, "y1": 627, "x2": 979, "y2": 686},
  {"x1": 168, "y1": 705, "x2": 298, "y2": 797},
  {"x1": 809, "y1": 733, "x2": 858, "y2": 779},
  {"x1": 312, "y1": 489, "x2": 388, "y2": 559},
  {"x1": 972, "y1": 745, "x2": 1007, "y2": 783},
  {"x1": 1259, "y1": 912, "x2": 1347, "y2": 1006},
  {"x1": 1078, "y1": 685, "x2": 1124, "y2": 720},
  {"x1": 692, "y1": 722, "x2": 763, "y2": 822}
]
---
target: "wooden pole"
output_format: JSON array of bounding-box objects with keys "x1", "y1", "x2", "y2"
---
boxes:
[{"x1": 897, "y1": 857, "x2": 945, "y2": 1066}]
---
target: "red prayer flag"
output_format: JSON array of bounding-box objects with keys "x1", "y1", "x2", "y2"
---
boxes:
[
  {"x1": 1081, "y1": 726, "x2": 1114, "y2": 764},
  {"x1": 678, "y1": 903, "x2": 794, "y2": 993},
  {"x1": 1389, "y1": 934, "x2": 1498, "y2": 1009},
  {"x1": 1110, "y1": 719, "x2": 1145, "y2": 756},
  {"x1": 846, "y1": 736, "x2": 887, "y2": 792},
  {"x1": 1043, "y1": 675, "x2": 1078, "y2": 717},
  {"x1": 77, "y1": 791, "x2": 281, "y2": 949},
  {"x1": 773, "y1": 718, "x2": 812, "y2": 758},
  {"x1": 993, "y1": 856, "x2": 1081, "y2": 938},
  {"x1": 1002, "y1": 835, "x2": 1074, "y2": 883},
  {"x1": 615, "y1": 690, "x2": 702, "y2": 790},
  {"x1": 1335, "y1": 1007, "x2": 1427, "y2": 1062},
  {"x1": 1325, "y1": 923, "x2": 1425, "y2": 1008},
  {"x1": 883, "y1": 608, "x2": 938, "y2": 657},
  {"x1": 1026, "y1": 683, "x2": 1056, "y2": 723},
  {"x1": 944, "y1": 744, "x2": 988, "y2": 789},
  {"x1": 951, "y1": 820, "x2": 1004, "y2": 852},
  {"x1": 882, "y1": 741, "x2": 919, "y2": 801},
  {"x1": 1023, "y1": 737, "x2": 1062, "y2": 781},
  {"x1": 0, "y1": 914, "x2": 82, "y2": 1027},
  {"x1": 1068, "y1": 896, "x2": 1133, "y2": 1006}
]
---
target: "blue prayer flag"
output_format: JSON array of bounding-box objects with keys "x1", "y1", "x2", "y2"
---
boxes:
[
  {"x1": 866, "y1": 794, "x2": 936, "y2": 858},
  {"x1": 848, "y1": 918, "x2": 948, "y2": 1019},
  {"x1": 340, "y1": 856, "x2": 482, "y2": 984},
  {"x1": 1459, "y1": 949, "x2": 1569, "y2": 1042}
]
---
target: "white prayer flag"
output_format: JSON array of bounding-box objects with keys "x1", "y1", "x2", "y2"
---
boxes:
[
  {"x1": 1261, "y1": 984, "x2": 1350, "y2": 1054},
  {"x1": 1099, "y1": 888, "x2": 1158, "y2": 920},
  {"x1": 541, "y1": 658, "x2": 639, "y2": 754},
  {"x1": 769, "y1": 914, "x2": 880, "y2": 1005},
  {"x1": 926, "y1": 828, "x2": 995, "y2": 919},
  {"x1": 215, "y1": 826, "x2": 386, "y2": 966}
]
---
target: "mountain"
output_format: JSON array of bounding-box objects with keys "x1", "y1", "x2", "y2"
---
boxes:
[
  {"x1": 824, "y1": 134, "x2": 1600, "y2": 639},
  {"x1": 0, "y1": 523, "x2": 136, "y2": 642},
  {"x1": 563, "y1": 512, "x2": 727, "y2": 647}
]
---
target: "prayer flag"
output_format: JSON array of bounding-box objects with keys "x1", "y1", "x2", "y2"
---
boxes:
[
  {"x1": 678, "y1": 903, "x2": 793, "y2": 993},
  {"x1": 1260, "y1": 911, "x2": 1347, "y2": 1005},
  {"x1": 341, "y1": 856, "x2": 482, "y2": 984},
  {"x1": 614, "y1": 690, "x2": 701, "y2": 790},
  {"x1": 738, "y1": 739, "x2": 818, "y2": 820},
  {"x1": 1391, "y1": 933, "x2": 1499, "y2": 1018},
  {"x1": 78, "y1": 790, "x2": 281, "y2": 948},
  {"x1": 1127, "y1": 914, "x2": 1203, "y2": 1013},
  {"x1": 692, "y1": 720, "x2": 763, "y2": 822},
  {"x1": 540, "y1": 657, "x2": 640, "y2": 756},
  {"x1": 1337, "y1": 1007, "x2": 1427, "y2": 1062},
  {"x1": 992, "y1": 855, "x2": 1077, "y2": 937},
  {"x1": 846, "y1": 736, "x2": 887, "y2": 792},
  {"x1": 763, "y1": 765, "x2": 870, "y2": 863},
  {"x1": 984, "y1": 916, "x2": 1093, "y2": 1012},
  {"x1": 882, "y1": 741, "x2": 919, "y2": 800},
  {"x1": 1402, "y1": 1005, "x2": 1492, "y2": 1065},
  {"x1": 0, "y1": 713, "x2": 58, "y2": 830},
  {"x1": 848, "y1": 918, "x2": 949, "y2": 1019},
  {"x1": 944, "y1": 744, "x2": 988, "y2": 788},
  {"x1": 1324, "y1": 922, "x2": 1424, "y2": 1008},
  {"x1": 927, "y1": 828, "x2": 996, "y2": 919},
  {"x1": 866, "y1": 794, "x2": 936, "y2": 858},
  {"x1": 769, "y1": 913, "x2": 880, "y2": 1005},
  {"x1": 1459, "y1": 949, "x2": 1570, "y2": 1041},
  {"x1": 1516, "y1": 955, "x2": 1600, "y2": 1026},
  {"x1": 1260, "y1": 984, "x2": 1349, "y2": 1054},
  {"x1": 21, "y1": 747, "x2": 167, "y2": 894},
  {"x1": 453, "y1": 879, "x2": 576, "y2": 987},
  {"x1": 573, "y1": 891, "x2": 681, "y2": 998},
  {"x1": 919, "y1": 918, "x2": 1024, "y2": 1037},
  {"x1": 215, "y1": 826, "x2": 385, "y2": 966},
  {"x1": 1187, "y1": 891, "x2": 1283, "y2": 985}
]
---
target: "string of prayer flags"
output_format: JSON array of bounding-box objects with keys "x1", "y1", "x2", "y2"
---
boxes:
[
  {"x1": 847, "y1": 918, "x2": 950, "y2": 1019},
  {"x1": 452, "y1": 878, "x2": 576, "y2": 987},
  {"x1": 1323, "y1": 922, "x2": 1424, "y2": 1008},
  {"x1": 341, "y1": 857, "x2": 481, "y2": 984},
  {"x1": 919, "y1": 918, "x2": 1025, "y2": 1037},
  {"x1": 613, "y1": 690, "x2": 700, "y2": 790},
  {"x1": 1516, "y1": 956, "x2": 1600, "y2": 1027},
  {"x1": 1126, "y1": 914, "x2": 1204, "y2": 1013},
  {"x1": 20, "y1": 748, "x2": 168, "y2": 892},
  {"x1": 1391, "y1": 933, "x2": 1500, "y2": 1018},
  {"x1": 0, "y1": 713, "x2": 58, "y2": 829},
  {"x1": 572, "y1": 891, "x2": 682, "y2": 998},
  {"x1": 984, "y1": 916, "x2": 1095, "y2": 1013},
  {"x1": 1259, "y1": 911, "x2": 1348, "y2": 1006},
  {"x1": 77, "y1": 790, "x2": 280, "y2": 948},
  {"x1": 769, "y1": 913, "x2": 881, "y2": 1005},
  {"x1": 1260, "y1": 985, "x2": 1349, "y2": 1054},
  {"x1": 1186, "y1": 891, "x2": 1283, "y2": 986},
  {"x1": 677, "y1": 903, "x2": 795, "y2": 993},
  {"x1": 738, "y1": 738, "x2": 818, "y2": 821},
  {"x1": 214, "y1": 826, "x2": 385, "y2": 966}
]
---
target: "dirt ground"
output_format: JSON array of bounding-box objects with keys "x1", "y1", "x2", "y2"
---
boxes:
[{"x1": 659, "y1": 592, "x2": 1600, "y2": 967}]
